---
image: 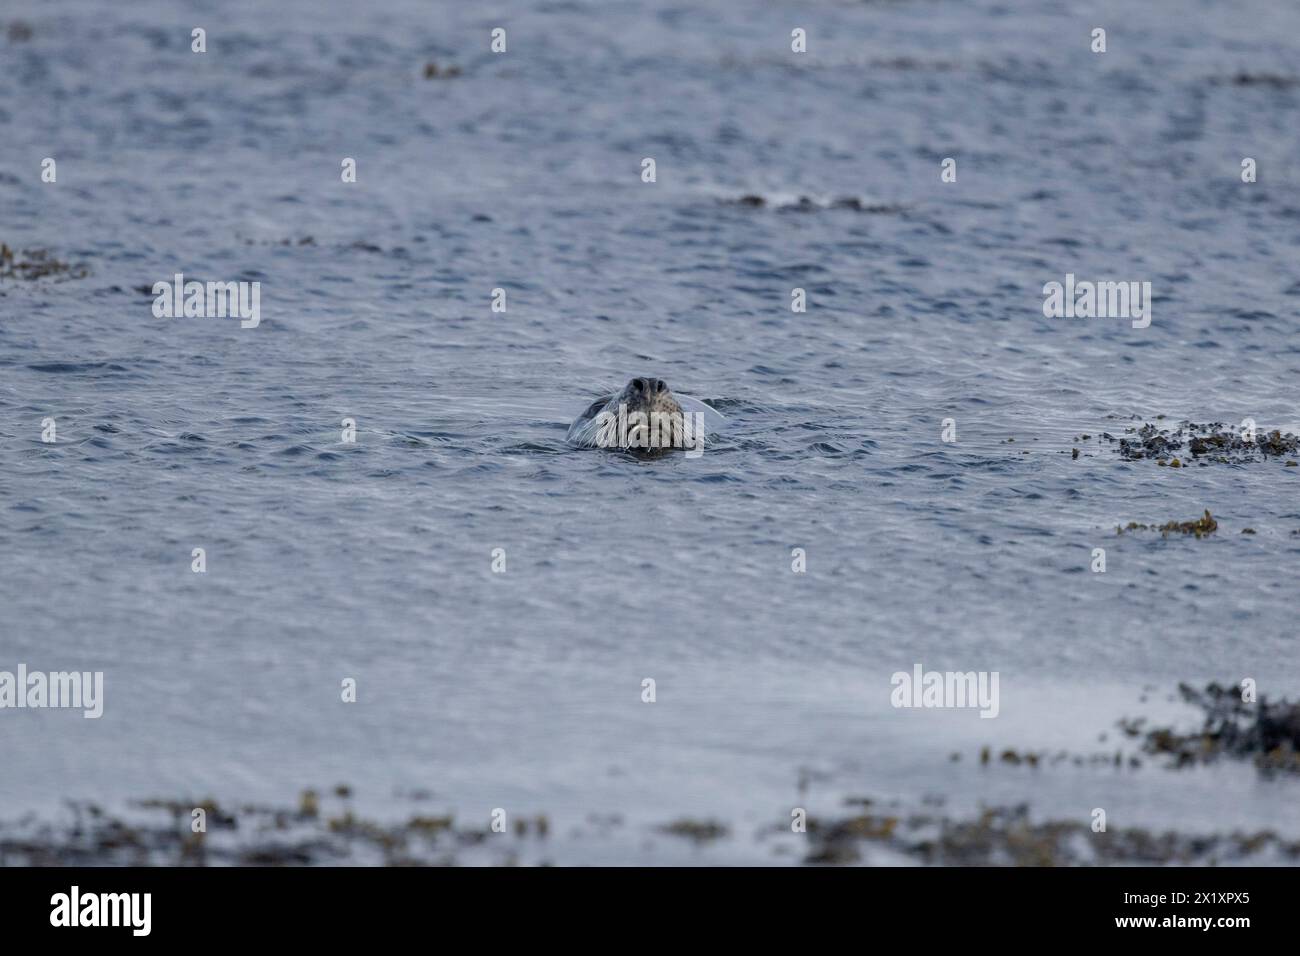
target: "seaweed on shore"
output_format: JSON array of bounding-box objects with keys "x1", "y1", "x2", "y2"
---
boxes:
[
  {"x1": 1105, "y1": 420, "x2": 1299, "y2": 465},
  {"x1": 0, "y1": 791, "x2": 549, "y2": 867},
  {"x1": 971, "y1": 681, "x2": 1300, "y2": 779},
  {"x1": 7, "y1": 778, "x2": 1300, "y2": 866},
  {"x1": 1133, "y1": 682, "x2": 1300, "y2": 773},
  {"x1": 802, "y1": 804, "x2": 1300, "y2": 866}
]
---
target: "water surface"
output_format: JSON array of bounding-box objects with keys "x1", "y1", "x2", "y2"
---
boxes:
[{"x1": 2, "y1": 0, "x2": 1299, "y2": 862}]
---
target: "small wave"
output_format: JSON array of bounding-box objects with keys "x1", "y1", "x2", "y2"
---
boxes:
[
  {"x1": 720, "y1": 193, "x2": 905, "y2": 214},
  {"x1": 26, "y1": 361, "x2": 128, "y2": 374}
]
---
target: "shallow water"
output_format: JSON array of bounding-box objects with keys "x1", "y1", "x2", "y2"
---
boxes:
[{"x1": 2, "y1": 0, "x2": 1300, "y2": 863}]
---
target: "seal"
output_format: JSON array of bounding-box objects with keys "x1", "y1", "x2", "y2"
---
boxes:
[{"x1": 567, "y1": 377, "x2": 704, "y2": 456}]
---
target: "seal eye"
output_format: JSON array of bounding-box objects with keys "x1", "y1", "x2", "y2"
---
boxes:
[
  {"x1": 631, "y1": 378, "x2": 645, "y2": 392},
  {"x1": 654, "y1": 379, "x2": 666, "y2": 393}
]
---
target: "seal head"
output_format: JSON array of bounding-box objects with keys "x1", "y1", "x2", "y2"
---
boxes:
[{"x1": 567, "y1": 377, "x2": 700, "y2": 456}]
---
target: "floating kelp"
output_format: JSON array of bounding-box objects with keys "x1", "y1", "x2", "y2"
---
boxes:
[
  {"x1": 422, "y1": 61, "x2": 462, "y2": 79},
  {"x1": 657, "y1": 819, "x2": 729, "y2": 843},
  {"x1": 973, "y1": 745, "x2": 1139, "y2": 770},
  {"x1": 0, "y1": 243, "x2": 90, "y2": 282},
  {"x1": 1117, "y1": 509, "x2": 1217, "y2": 537}
]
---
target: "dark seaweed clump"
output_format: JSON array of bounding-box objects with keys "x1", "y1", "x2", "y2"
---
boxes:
[
  {"x1": 1125, "y1": 682, "x2": 1300, "y2": 773},
  {"x1": 1117, "y1": 509, "x2": 1217, "y2": 537},
  {"x1": 422, "y1": 61, "x2": 462, "y2": 79},
  {"x1": 657, "y1": 819, "x2": 729, "y2": 843},
  {"x1": 1108, "y1": 421, "x2": 1299, "y2": 465},
  {"x1": 1213, "y1": 72, "x2": 1299, "y2": 89},
  {"x1": 0, "y1": 243, "x2": 90, "y2": 282},
  {"x1": 970, "y1": 745, "x2": 1141, "y2": 770}
]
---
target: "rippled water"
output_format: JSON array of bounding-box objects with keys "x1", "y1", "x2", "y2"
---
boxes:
[{"x1": 3, "y1": 0, "x2": 1300, "y2": 863}]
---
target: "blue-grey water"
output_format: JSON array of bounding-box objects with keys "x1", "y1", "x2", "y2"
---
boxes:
[{"x1": 3, "y1": 0, "x2": 1300, "y2": 863}]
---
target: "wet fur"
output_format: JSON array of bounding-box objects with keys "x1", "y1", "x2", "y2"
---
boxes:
[{"x1": 567, "y1": 378, "x2": 686, "y2": 453}]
